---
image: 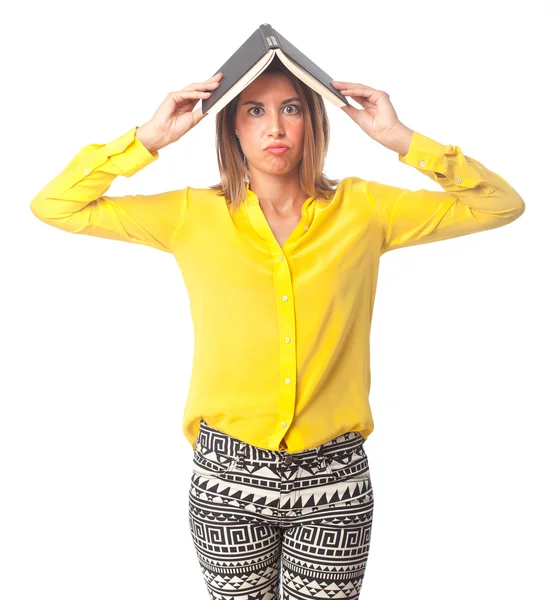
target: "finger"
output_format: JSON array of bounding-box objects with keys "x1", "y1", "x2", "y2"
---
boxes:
[
  {"x1": 174, "y1": 90, "x2": 213, "y2": 100},
  {"x1": 332, "y1": 81, "x2": 368, "y2": 88},
  {"x1": 181, "y1": 81, "x2": 220, "y2": 92},
  {"x1": 344, "y1": 92, "x2": 369, "y2": 100},
  {"x1": 332, "y1": 81, "x2": 378, "y2": 93},
  {"x1": 171, "y1": 91, "x2": 211, "y2": 109},
  {"x1": 199, "y1": 73, "x2": 222, "y2": 85},
  {"x1": 349, "y1": 96, "x2": 372, "y2": 108},
  {"x1": 340, "y1": 103, "x2": 360, "y2": 121},
  {"x1": 192, "y1": 107, "x2": 208, "y2": 126},
  {"x1": 181, "y1": 74, "x2": 222, "y2": 91},
  {"x1": 332, "y1": 80, "x2": 369, "y2": 86},
  {"x1": 336, "y1": 86, "x2": 375, "y2": 96},
  {"x1": 339, "y1": 90, "x2": 378, "y2": 106}
]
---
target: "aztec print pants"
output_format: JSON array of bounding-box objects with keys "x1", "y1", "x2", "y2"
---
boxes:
[{"x1": 188, "y1": 418, "x2": 374, "y2": 599}]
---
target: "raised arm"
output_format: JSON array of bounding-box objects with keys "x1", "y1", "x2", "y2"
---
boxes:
[
  {"x1": 30, "y1": 73, "x2": 224, "y2": 254},
  {"x1": 30, "y1": 126, "x2": 187, "y2": 253},
  {"x1": 368, "y1": 130, "x2": 526, "y2": 254},
  {"x1": 330, "y1": 80, "x2": 525, "y2": 254}
]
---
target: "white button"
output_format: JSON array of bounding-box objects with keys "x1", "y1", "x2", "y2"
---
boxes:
[
  {"x1": 118, "y1": 145, "x2": 124, "y2": 151},
  {"x1": 303, "y1": 225, "x2": 308, "y2": 231},
  {"x1": 285, "y1": 378, "x2": 291, "y2": 384},
  {"x1": 456, "y1": 177, "x2": 462, "y2": 183},
  {"x1": 282, "y1": 295, "x2": 288, "y2": 301},
  {"x1": 419, "y1": 160, "x2": 426, "y2": 167},
  {"x1": 285, "y1": 337, "x2": 291, "y2": 343},
  {"x1": 83, "y1": 169, "x2": 89, "y2": 174},
  {"x1": 279, "y1": 255, "x2": 284, "y2": 261},
  {"x1": 281, "y1": 422, "x2": 287, "y2": 428}
]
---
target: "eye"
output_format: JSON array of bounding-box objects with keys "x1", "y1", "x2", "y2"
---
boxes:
[
  {"x1": 248, "y1": 104, "x2": 301, "y2": 116},
  {"x1": 284, "y1": 104, "x2": 300, "y2": 114}
]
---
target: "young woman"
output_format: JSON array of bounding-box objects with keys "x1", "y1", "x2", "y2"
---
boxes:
[{"x1": 30, "y1": 57, "x2": 525, "y2": 599}]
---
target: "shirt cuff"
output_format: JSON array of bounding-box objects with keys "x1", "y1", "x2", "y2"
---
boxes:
[
  {"x1": 103, "y1": 126, "x2": 160, "y2": 177},
  {"x1": 398, "y1": 130, "x2": 485, "y2": 191}
]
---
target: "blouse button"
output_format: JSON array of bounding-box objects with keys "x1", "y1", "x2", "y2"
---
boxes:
[
  {"x1": 118, "y1": 145, "x2": 124, "y2": 151},
  {"x1": 83, "y1": 169, "x2": 89, "y2": 174},
  {"x1": 281, "y1": 422, "x2": 287, "y2": 428},
  {"x1": 303, "y1": 225, "x2": 308, "y2": 231},
  {"x1": 285, "y1": 378, "x2": 291, "y2": 384},
  {"x1": 282, "y1": 295, "x2": 288, "y2": 301},
  {"x1": 285, "y1": 337, "x2": 291, "y2": 343},
  {"x1": 456, "y1": 177, "x2": 462, "y2": 183},
  {"x1": 419, "y1": 160, "x2": 426, "y2": 167},
  {"x1": 279, "y1": 255, "x2": 284, "y2": 261}
]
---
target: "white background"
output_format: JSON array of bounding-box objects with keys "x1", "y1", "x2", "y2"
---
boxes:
[{"x1": 2, "y1": 1, "x2": 556, "y2": 598}]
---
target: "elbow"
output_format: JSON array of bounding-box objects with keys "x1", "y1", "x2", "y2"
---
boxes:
[
  {"x1": 30, "y1": 196, "x2": 45, "y2": 221},
  {"x1": 478, "y1": 166, "x2": 526, "y2": 224},
  {"x1": 486, "y1": 181, "x2": 526, "y2": 225},
  {"x1": 508, "y1": 190, "x2": 526, "y2": 223},
  {"x1": 30, "y1": 196, "x2": 61, "y2": 226}
]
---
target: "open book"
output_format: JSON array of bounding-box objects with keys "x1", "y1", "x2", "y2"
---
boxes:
[{"x1": 201, "y1": 23, "x2": 350, "y2": 115}]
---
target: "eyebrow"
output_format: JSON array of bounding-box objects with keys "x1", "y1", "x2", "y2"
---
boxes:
[{"x1": 241, "y1": 96, "x2": 302, "y2": 107}]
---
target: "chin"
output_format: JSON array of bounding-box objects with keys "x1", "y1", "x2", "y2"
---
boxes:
[
  {"x1": 267, "y1": 168, "x2": 298, "y2": 176},
  {"x1": 264, "y1": 158, "x2": 302, "y2": 172}
]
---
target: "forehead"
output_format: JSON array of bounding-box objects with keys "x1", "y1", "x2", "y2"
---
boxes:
[{"x1": 239, "y1": 73, "x2": 297, "y2": 100}]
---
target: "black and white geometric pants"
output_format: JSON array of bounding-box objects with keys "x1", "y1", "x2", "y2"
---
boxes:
[{"x1": 188, "y1": 418, "x2": 374, "y2": 599}]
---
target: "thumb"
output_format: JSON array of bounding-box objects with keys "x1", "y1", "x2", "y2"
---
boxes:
[
  {"x1": 192, "y1": 107, "x2": 208, "y2": 127},
  {"x1": 341, "y1": 104, "x2": 359, "y2": 122}
]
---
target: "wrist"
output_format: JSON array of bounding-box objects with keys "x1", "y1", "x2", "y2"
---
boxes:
[
  {"x1": 377, "y1": 122, "x2": 414, "y2": 156},
  {"x1": 135, "y1": 123, "x2": 167, "y2": 154}
]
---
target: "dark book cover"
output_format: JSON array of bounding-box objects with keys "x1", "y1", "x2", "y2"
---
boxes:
[{"x1": 201, "y1": 23, "x2": 349, "y2": 114}]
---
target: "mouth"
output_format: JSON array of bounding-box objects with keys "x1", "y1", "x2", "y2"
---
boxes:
[{"x1": 265, "y1": 147, "x2": 289, "y2": 154}]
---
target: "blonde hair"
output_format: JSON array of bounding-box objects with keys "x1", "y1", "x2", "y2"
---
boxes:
[{"x1": 208, "y1": 56, "x2": 341, "y2": 212}]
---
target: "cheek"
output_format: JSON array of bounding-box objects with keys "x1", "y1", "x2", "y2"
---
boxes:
[
  {"x1": 292, "y1": 123, "x2": 305, "y2": 149},
  {"x1": 293, "y1": 119, "x2": 305, "y2": 140},
  {"x1": 244, "y1": 122, "x2": 266, "y2": 143}
]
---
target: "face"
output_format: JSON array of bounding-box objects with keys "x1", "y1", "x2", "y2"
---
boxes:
[{"x1": 234, "y1": 72, "x2": 305, "y2": 177}]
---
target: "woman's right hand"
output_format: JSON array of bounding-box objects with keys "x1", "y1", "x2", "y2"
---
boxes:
[{"x1": 137, "y1": 72, "x2": 223, "y2": 152}]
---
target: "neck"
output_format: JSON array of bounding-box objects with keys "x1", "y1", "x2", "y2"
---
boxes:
[{"x1": 248, "y1": 171, "x2": 309, "y2": 215}]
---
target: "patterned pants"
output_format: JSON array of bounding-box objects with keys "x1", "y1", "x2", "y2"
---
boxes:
[{"x1": 188, "y1": 419, "x2": 374, "y2": 599}]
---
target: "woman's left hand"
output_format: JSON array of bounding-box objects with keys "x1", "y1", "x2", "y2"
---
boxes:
[{"x1": 331, "y1": 80, "x2": 403, "y2": 144}]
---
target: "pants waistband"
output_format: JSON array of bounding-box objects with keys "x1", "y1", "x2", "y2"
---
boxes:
[{"x1": 195, "y1": 418, "x2": 364, "y2": 465}]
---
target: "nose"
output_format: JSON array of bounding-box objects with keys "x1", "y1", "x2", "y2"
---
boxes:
[{"x1": 267, "y1": 113, "x2": 286, "y2": 137}]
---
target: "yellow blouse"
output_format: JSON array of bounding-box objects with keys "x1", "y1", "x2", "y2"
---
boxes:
[{"x1": 30, "y1": 126, "x2": 525, "y2": 452}]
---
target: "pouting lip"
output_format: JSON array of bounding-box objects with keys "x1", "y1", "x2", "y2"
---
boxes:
[{"x1": 264, "y1": 144, "x2": 289, "y2": 150}]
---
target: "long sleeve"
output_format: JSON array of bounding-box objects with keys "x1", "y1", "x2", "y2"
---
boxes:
[
  {"x1": 30, "y1": 126, "x2": 187, "y2": 253},
  {"x1": 363, "y1": 131, "x2": 525, "y2": 254}
]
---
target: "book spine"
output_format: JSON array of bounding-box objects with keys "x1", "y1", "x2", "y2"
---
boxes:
[{"x1": 259, "y1": 24, "x2": 281, "y2": 49}]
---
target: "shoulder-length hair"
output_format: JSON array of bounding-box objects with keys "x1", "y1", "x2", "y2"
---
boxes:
[{"x1": 208, "y1": 56, "x2": 341, "y2": 212}]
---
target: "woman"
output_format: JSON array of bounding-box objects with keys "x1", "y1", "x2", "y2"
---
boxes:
[{"x1": 30, "y1": 57, "x2": 525, "y2": 598}]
